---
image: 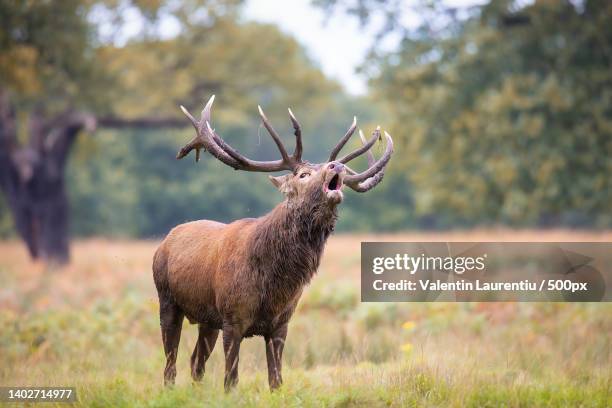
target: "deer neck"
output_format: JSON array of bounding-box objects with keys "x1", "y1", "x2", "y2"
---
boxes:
[{"x1": 250, "y1": 197, "x2": 338, "y2": 290}]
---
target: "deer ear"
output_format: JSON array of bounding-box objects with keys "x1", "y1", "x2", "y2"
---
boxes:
[
  {"x1": 268, "y1": 174, "x2": 292, "y2": 194},
  {"x1": 268, "y1": 175, "x2": 283, "y2": 189}
]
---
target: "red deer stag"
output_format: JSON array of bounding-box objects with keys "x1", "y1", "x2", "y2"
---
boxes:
[{"x1": 153, "y1": 95, "x2": 393, "y2": 391}]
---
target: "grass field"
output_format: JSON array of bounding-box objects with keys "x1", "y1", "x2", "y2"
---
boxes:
[{"x1": 0, "y1": 230, "x2": 611, "y2": 407}]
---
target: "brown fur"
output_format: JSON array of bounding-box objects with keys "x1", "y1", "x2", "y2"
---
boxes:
[{"x1": 153, "y1": 162, "x2": 344, "y2": 391}]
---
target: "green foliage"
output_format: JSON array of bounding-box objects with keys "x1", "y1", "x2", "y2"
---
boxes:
[
  {"x1": 371, "y1": 0, "x2": 612, "y2": 227},
  {"x1": 0, "y1": 0, "x2": 242, "y2": 111},
  {"x1": 97, "y1": 18, "x2": 338, "y2": 119},
  {"x1": 353, "y1": 303, "x2": 399, "y2": 331},
  {"x1": 300, "y1": 280, "x2": 358, "y2": 316},
  {"x1": 0, "y1": 0, "x2": 94, "y2": 100}
]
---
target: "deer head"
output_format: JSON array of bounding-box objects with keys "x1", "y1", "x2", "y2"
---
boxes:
[{"x1": 177, "y1": 95, "x2": 393, "y2": 208}]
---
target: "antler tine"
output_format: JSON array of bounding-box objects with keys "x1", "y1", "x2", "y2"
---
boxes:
[
  {"x1": 258, "y1": 105, "x2": 291, "y2": 164},
  {"x1": 345, "y1": 131, "x2": 394, "y2": 192},
  {"x1": 359, "y1": 129, "x2": 376, "y2": 167},
  {"x1": 340, "y1": 129, "x2": 376, "y2": 176},
  {"x1": 337, "y1": 127, "x2": 379, "y2": 164},
  {"x1": 176, "y1": 95, "x2": 217, "y2": 162},
  {"x1": 178, "y1": 96, "x2": 242, "y2": 167},
  {"x1": 178, "y1": 96, "x2": 296, "y2": 172},
  {"x1": 328, "y1": 116, "x2": 357, "y2": 161},
  {"x1": 178, "y1": 104, "x2": 207, "y2": 162},
  {"x1": 200, "y1": 94, "x2": 215, "y2": 124},
  {"x1": 287, "y1": 108, "x2": 302, "y2": 161},
  {"x1": 347, "y1": 171, "x2": 385, "y2": 192}
]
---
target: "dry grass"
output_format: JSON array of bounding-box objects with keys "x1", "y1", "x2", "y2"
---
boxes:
[{"x1": 0, "y1": 230, "x2": 610, "y2": 407}]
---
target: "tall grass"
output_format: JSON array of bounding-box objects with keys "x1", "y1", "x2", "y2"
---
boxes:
[{"x1": 0, "y1": 231, "x2": 610, "y2": 406}]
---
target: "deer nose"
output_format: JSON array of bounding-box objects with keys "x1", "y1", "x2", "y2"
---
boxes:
[{"x1": 328, "y1": 162, "x2": 344, "y2": 173}]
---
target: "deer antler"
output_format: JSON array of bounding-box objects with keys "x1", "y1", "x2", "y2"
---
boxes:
[
  {"x1": 329, "y1": 118, "x2": 394, "y2": 193},
  {"x1": 344, "y1": 129, "x2": 393, "y2": 192},
  {"x1": 178, "y1": 95, "x2": 393, "y2": 192},
  {"x1": 287, "y1": 108, "x2": 302, "y2": 162},
  {"x1": 328, "y1": 116, "x2": 357, "y2": 162},
  {"x1": 178, "y1": 96, "x2": 303, "y2": 172}
]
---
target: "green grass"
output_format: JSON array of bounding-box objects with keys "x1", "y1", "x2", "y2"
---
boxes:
[
  {"x1": 0, "y1": 238, "x2": 610, "y2": 407},
  {"x1": 2, "y1": 293, "x2": 609, "y2": 407}
]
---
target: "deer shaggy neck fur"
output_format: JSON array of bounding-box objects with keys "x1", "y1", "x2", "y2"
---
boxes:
[{"x1": 251, "y1": 187, "x2": 338, "y2": 308}]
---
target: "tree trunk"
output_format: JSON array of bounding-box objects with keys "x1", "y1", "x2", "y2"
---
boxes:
[
  {"x1": 0, "y1": 88, "x2": 185, "y2": 266},
  {"x1": 3, "y1": 164, "x2": 71, "y2": 265},
  {"x1": 0, "y1": 90, "x2": 93, "y2": 266}
]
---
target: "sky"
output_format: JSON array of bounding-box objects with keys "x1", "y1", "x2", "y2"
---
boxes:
[
  {"x1": 243, "y1": 0, "x2": 487, "y2": 95},
  {"x1": 243, "y1": 0, "x2": 382, "y2": 95}
]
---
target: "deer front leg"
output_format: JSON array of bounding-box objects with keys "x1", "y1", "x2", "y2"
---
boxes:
[
  {"x1": 222, "y1": 323, "x2": 243, "y2": 392},
  {"x1": 265, "y1": 323, "x2": 288, "y2": 390}
]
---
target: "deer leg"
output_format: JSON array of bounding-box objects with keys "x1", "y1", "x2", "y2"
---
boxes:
[
  {"x1": 159, "y1": 299, "x2": 184, "y2": 386},
  {"x1": 191, "y1": 325, "x2": 219, "y2": 382},
  {"x1": 222, "y1": 323, "x2": 242, "y2": 392},
  {"x1": 265, "y1": 323, "x2": 288, "y2": 390}
]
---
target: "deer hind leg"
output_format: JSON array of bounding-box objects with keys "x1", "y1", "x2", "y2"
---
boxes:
[
  {"x1": 265, "y1": 323, "x2": 288, "y2": 390},
  {"x1": 191, "y1": 325, "x2": 219, "y2": 382},
  {"x1": 159, "y1": 298, "x2": 184, "y2": 386},
  {"x1": 222, "y1": 323, "x2": 243, "y2": 392}
]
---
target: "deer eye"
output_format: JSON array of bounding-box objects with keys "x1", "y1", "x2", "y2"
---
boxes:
[{"x1": 299, "y1": 172, "x2": 310, "y2": 179}]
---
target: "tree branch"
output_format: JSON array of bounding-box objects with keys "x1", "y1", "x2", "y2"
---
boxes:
[{"x1": 97, "y1": 116, "x2": 187, "y2": 129}]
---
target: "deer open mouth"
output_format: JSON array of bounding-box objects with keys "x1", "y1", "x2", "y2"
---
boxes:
[{"x1": 326, "y1": 174, "x2": 343, "y2": 192}]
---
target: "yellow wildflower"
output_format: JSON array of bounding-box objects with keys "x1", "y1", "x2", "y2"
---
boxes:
[
  {"x1": 402, "y1": 321, "x2": 416, "y2": 331},
  {"x1": 400, "y1": 343, "x2": 413, "y2": 353}
]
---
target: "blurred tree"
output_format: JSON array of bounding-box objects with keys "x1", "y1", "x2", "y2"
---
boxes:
[
  {"x1": 0, "y1": 0, "x2": 340, "y2": 264},
  {"x1": 0, "y1": 0, "x2": 102, "y2": 264},
  {"x1": 317, "y1": 0, "x2": 612, "y2": 227}
]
